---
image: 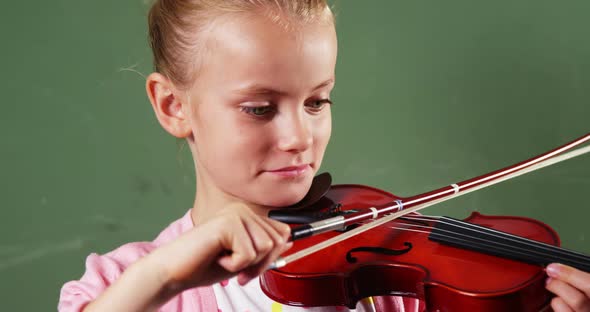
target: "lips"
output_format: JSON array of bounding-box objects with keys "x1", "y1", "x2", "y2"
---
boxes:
[
  {"x1": 269, "y1": 164, "x2": 310, "y2": 172},
  {"x1": 266, "y1": 164, "x2": 311, "y2": 178}
]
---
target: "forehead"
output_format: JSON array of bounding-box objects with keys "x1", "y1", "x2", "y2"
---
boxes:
[{"x1": 194, "y1": 12, "x2": 337, "y2": 92}]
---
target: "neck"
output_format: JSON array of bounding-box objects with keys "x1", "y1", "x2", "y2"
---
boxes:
[{"x1": 190, "y1": 169, "x2": 271, "y2": 226}]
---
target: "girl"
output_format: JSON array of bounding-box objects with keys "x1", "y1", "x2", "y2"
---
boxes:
[{"x1": 59, "y1": 1, "x2": 590, "y2": 311}]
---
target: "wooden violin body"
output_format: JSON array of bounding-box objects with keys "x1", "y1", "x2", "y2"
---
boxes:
[{"x1": 262, "y1": 184, "x2": 557, "y2": 311}]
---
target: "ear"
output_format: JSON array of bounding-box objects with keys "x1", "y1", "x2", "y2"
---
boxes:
[{"x1": 146, "y1": 73, "x2": 192, "y2": 138}]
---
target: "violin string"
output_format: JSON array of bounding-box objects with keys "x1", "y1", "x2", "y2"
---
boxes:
[
  {"x1": 272, "y1": 143, "x2": 590, "y2": 268},
  {"x1": 387, "y1": 224, "x2": 590, "y2": 268},
  {"x1": 397, "y1": 216, "x2": 587, "y2": 262},
  {"x1": 398, "y1": 215, "x2": 440, "y2": 222},
  {"x1": 387, "y1": 222, "x2": 589, "y2": 266},
  {"x1": 342, "y1": 216, "x2": 588, "y2": 267},
  {"x1": 432, "y1": 218, "x2": 589, "y2": 261},
  {"x1": 358, "y1": 214, "x2": 440, "y2": 226},
  {"x1": 387, "y1": 226, "x2": 431, "y2": 235}
]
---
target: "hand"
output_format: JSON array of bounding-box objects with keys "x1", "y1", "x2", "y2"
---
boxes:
[
  {"x1": 147, "y1": 203, "x2": 292, "y2": 292},
  {"x1": 82, "y1": 204, "x2": 292, "y2": 312},
  {"x1": 546, "y1": 263, "x2": 590, "y2": 312}
]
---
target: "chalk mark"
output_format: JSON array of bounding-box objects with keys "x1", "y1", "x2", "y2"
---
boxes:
[{"x1": 0, "y1": 238, "x2": 85, "y2": 272}]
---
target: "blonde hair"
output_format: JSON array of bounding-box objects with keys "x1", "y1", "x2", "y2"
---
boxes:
[{"x1": 148, "y1": 0, "x2": 333, "y2": 89}]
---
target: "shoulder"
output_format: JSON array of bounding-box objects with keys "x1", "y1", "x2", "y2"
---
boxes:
[
  {"x1": 58, "y1": 242, "x2": 156, "y2": 311},
  {"x1": 58, "y1": 210, "x2": 195, "y2": 311}
]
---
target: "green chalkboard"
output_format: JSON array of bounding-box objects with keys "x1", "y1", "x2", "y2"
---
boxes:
[{"x1": 1, "y1": 1, "x2": 589, "y2": 310}]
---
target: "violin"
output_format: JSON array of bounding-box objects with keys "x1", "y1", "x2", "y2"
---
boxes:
[{"x1": 262, "y1": 133, "x2": 590, "y2": 311}]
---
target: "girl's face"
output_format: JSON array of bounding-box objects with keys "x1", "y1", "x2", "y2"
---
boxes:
[{"x1": 186, "y1": 13, "x2": 337, "y2": 210}]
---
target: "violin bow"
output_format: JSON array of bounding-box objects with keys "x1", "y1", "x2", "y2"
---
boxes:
[{"x1": 271, "y1": 132, "x2": 590, "y2": 269}]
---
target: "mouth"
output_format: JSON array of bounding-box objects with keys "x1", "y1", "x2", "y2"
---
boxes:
[{"x1": 266, "y1": 164, "x2": 311, "y2": 178}]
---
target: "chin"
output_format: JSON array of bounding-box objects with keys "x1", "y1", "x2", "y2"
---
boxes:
[
  {"x1": 259, "y1": 181, "x2": 312, "y2": 207},
  {"x1": 261, "y1": 191, "x2": 306, "y2": 207}
]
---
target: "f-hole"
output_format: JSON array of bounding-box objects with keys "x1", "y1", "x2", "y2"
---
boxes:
[{"x1": 346, "y1": 242, "x2": 413, "y2": 263}]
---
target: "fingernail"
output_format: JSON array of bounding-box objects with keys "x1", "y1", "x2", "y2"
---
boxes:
[
  {"x1": 546, "y1": 263, "x2": 560, "y2": 278},
  {"x1": 237, "y1": 273, "x2": 248, "y2": 285},
  {"x1": 237, "y1": 276, "x2": 249, "y2": 286},
  {"x1": 545, "y1": 277, "x2": 552, "y2": 285}
]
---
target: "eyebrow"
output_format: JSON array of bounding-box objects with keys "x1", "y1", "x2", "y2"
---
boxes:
[{"x1": 233, "y1": 78, "x2": 335, "y2": 96}]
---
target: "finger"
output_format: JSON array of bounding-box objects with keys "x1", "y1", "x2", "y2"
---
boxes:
[
  {"x1": 236, "y1": 216, "x2": 291, "y2": 284},
  {"x1": 265, "y1": 217, "x2": 293, "y2": 242},
  {"x1": 546, "y1": 277, "x2": 590, "y2": 312},
  {"x1": 259, "y1": 238, "x2": 293, "y2": 271},
  {"x1": 547, "y1": 263, "x2": 590, "y2": 297},
  {"x1": 217, "y1": 217, "x2": 257, "y2": 273},
  {"x1": 551, "y1": 296, "x2": 575, "y2": 312},
  {"x1": 248, "y1": 217, "x2": 293, "y2": 270},
  {"x1": 237, "y1": 240, "x2": 293, "y2": 285},
  {"x1": 241, "y1": 214, "x2": 280, "y2": 264},
  {"x1": 252, "y1": 216, "x2": 292, "y2": 249}
]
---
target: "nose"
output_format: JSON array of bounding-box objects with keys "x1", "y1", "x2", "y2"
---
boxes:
[{"x1": 277, "y1": 112, "x2": 313, "y2": 153}]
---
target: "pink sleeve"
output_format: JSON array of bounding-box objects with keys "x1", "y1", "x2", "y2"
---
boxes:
[
  {"x1": 58, "y1": 253, "x2": 125, "y2": 311},
  {"x1": 58, "y1": 243, "x2": 154, "y2": 312}
]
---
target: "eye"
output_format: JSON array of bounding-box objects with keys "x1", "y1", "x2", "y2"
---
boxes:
[
  {"x1": 305, "y1": 99, "x2": 332, "y2": 113},
  {"x1": 240, "y1": 105, "x2": 275, "y2": 117}
]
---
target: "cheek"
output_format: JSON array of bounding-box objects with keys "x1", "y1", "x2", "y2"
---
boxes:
[
  {"x1": 201, "y1": 117, "x2": 275, "y2": 170},
  {"x1": 315, "y1": 112, "x2": 332, "y2": 150},
  {"x1": 233, "y1": 120, "x2": 276, "y2": 151}
]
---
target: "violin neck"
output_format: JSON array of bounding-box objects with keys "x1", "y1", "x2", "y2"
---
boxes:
[{"x1": 428, "y1": 217, "x2": 590, "y2": 272}]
